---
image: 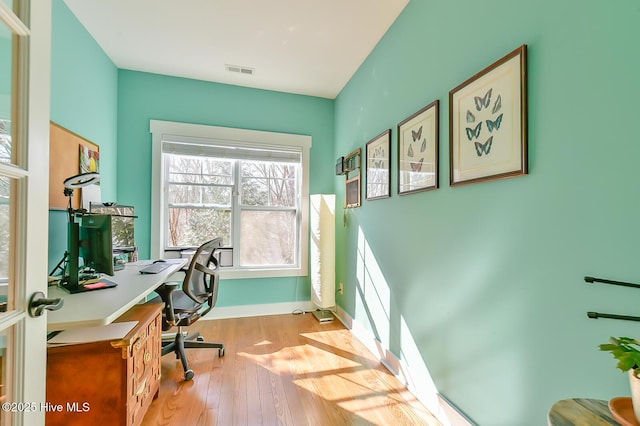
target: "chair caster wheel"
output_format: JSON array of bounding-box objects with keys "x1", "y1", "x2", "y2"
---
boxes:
[
  {"x1": 185, "y1": 370, "x2": 194, "y2": 381},
  {"x1": 219, "y1": 348, "x2": 225, "y2": 357}
]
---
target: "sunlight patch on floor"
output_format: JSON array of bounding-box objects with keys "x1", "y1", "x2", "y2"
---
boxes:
[{"x1": 238, "y1": 343, "x2": 362, "y2": 376}]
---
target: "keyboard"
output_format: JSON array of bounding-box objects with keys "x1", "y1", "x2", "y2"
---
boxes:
[{"x1": 139, "y1": 262, "x2": 170, "y2": 274}]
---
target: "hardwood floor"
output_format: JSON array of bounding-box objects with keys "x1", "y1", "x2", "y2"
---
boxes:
[{"x1": 141, "y1": 313, "x2": 441, "y2": 426}]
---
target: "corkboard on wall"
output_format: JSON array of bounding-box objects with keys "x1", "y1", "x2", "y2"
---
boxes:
[{"x1": 49, "y1": 121, "x2": 99, "y2": 210}]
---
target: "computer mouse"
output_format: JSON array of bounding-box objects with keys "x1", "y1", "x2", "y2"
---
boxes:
[{"x1": 153, "y1": 259, "x2": 166, "y2": 264}]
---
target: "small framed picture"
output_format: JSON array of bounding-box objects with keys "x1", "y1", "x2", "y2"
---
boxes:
[
  {"x1": 345, "y1": 175, "x2": 361, "y2": 208},
  {"x1": 365, "y1": 130, "x2": 391, "y2": 200},
  {"x1": 449, "y1": 45, "x2": 528, "y2": 186},
  {"x1": 343, "y1": 148, "x2": 361, "y2": 208},
  {"x1": 397, "y1": 100, "x2": 439, "y2": 195}
]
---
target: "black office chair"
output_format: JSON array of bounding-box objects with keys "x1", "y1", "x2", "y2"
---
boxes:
[{"x1": 151, "y1": 238, "x2": 225, "y2": 381}]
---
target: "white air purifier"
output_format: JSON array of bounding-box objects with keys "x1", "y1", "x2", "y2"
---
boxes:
[{"x1": 310, "y1": 194, "x2": 336, "y2": 323}]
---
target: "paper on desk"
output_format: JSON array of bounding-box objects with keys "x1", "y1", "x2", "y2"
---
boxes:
[{"x1": 47, "y1": 321, "x2": 139, "y2": 346}]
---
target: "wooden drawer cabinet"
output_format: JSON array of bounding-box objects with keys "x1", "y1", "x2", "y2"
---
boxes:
[{"x1": 46, "y1": 303, "x2": 163, "y2": 426}]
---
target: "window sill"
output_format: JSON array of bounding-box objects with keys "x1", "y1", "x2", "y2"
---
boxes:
[{"x1": 219, "y1": 266, "x2": 307, "y2": 280}]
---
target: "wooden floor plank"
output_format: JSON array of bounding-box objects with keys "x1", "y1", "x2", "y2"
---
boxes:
[{"x1": 142, "y1": 313, "x2": 441, "y2": 426}]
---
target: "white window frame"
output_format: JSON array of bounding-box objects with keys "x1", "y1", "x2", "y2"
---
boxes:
[{"x1": 150, "y1": 120, "x2": 311, "y2": 279}]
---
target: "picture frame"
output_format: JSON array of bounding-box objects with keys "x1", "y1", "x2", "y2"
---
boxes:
[
  {"x1": 449, "y1": 44, "x2": 528, "y2": 186},
  {"x1": 397, "y1": 100, "x2": 439, "y2": 195},
  {"x1": 345, "y1": 175, "x2": 361, "y2": 208},
  {"x1": 365, "y1": 129, "x2": 391, "y2": 200},
  {"x1": 344, "y1": 148, "x2": 361, "y2": 208}
]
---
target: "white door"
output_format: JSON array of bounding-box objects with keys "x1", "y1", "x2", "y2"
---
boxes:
[{"x1": 0, "y1": 1, "x2": 51, "y2": 425}]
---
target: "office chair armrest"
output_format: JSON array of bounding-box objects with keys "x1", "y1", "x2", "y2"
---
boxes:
[{"x1": 155, "y1": 281, "x2": 181, "y2": 326}]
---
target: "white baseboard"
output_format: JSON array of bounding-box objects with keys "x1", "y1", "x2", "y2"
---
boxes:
[
  {"x1": 333, "y1": 306, "x2": 475, "y2": 426},
  {"x1": 201, "y1": 301, "x2": 315, "y2": 320},
  {"x1": 201, "y1": 301, "x2": 474, "y2": 425}
]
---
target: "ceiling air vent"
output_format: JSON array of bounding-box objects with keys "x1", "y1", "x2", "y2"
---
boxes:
[{"x1": 225, "y1": 64, "x2": 255, "y2": 76}]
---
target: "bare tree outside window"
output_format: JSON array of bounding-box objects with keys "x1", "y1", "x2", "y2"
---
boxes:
[
  {"x1": 0, "y1": 120, "x2": 11, "y2": 164},
  {"x1": 166, "y1": 154, "x2": 233, "y2": 247},
  {"x1": 0, "y1": 122, "x2": 13, "y2": 282},
  {"x1": 164, "y1": 153, "x2": 300, "y2": 267},
  {"x1": 240, "y1": 161, "x2": 298, "y2": 265}
]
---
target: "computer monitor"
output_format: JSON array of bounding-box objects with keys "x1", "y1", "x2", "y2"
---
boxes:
[
  {"x1": 80, "y1": 214, "x2": 114, "y2": 276},
  {"x1": 89, "y1": 203, "x2": 136, "y2": 249},
  {"x1": 60, "y1": 213, "x2": 118, "y2": 294},
  {"x1": 89, "y1": 203, "x2": 138, "y2": 266}
]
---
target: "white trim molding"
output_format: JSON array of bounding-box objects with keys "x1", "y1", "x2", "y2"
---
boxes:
[
  {"x1": 149, "y1": 119, "x2": 311, "y2": 279},
  {"x1": 201, "y1": 301, "x2": 315, "y2": 320},
  {"x1": 333, "y1": 306, "x2": 476, "y2": 426},
  {"x1": 0, "y1": 2, "x2": 30, "y2": 36}
]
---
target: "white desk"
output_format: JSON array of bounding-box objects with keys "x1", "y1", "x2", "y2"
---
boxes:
[{"x1": 47, "y1": 258, "x2": 187, "y2": 331}]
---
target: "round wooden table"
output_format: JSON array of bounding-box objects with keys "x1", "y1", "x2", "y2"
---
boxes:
[{"x1": 548, "y1": 398, "x2": 622, "y2": 425}]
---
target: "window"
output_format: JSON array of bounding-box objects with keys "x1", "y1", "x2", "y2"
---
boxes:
[{"x1": 151, "y1": 120, "x2": 311, "y2": 279}]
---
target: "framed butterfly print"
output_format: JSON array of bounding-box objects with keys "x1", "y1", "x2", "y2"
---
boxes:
[
  {"x1": 397, "y1": 100, "x2": 439, "y2": 195},
  {"x1": 365, "y1": 130, "x2": 391, "y2": 200},
  {"x1": 449, "y1": 44, "x2": 528, "y2": 186}
]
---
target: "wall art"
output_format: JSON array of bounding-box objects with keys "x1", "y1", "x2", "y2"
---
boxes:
[
  {"x1": 397, "y1": 100, "x2": 439, "y2": 194},
  {"x1": 365, "y1": 130, "x2": 391, "y2": 200},
  {"x1": 449, "y1": 45, "x2": 528, "y2": 186},
  {"x1": 344, "y1": 148, "x2": 361, "y2": 208}
]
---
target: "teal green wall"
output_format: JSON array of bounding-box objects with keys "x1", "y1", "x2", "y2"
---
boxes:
[
  {"x1": 48, "y1": 0, "x2": 118, "y2": 270},
  {"x1": 334, "y1": 0, "x2": 640, "y2": 424},
  {"x1": 49, "y1": 0, "x2": 640, "y2": 423},
  {"x1": 116, "y1": 70, "x2": 335, "y2": 305}
]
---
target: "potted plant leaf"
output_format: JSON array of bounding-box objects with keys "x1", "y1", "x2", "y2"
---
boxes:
[{"x1": 600, "y1": 336, "x2": 640, "y2": 422}]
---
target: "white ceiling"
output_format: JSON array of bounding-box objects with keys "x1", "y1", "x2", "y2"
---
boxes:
[{"x1": 63, "y1": 0, "x2": 410, "y2": 99}]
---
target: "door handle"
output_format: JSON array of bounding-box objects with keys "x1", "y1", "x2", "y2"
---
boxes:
[{"x1": 28, "y1": 291, "x2": 64, "y2": 317}]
